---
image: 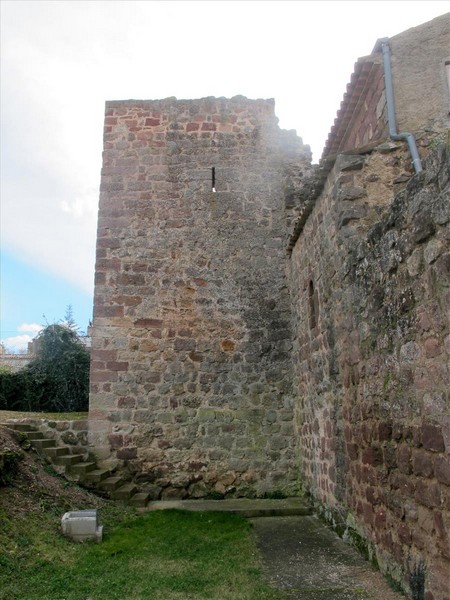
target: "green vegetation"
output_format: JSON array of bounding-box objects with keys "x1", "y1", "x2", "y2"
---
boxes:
[
  {"x1": 0, "y1": 321, "x2": 90, "y2": 413},
  {"x1": 261, "y1": 490, "x2": 287, "y2": 500},
  {"x1": 0, "y1": 448, "x2": 23, "y2": 486},
  {"x1": 0, "y1": 507, "x2": 282, "y2": 600},
  {"x1": 0, "y1": 410, "x2": 88, "y2": 421}
]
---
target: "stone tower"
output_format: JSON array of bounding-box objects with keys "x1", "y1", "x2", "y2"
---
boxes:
[{"x1": 89, "y1": 96, "x2": 311, "y2": 498}]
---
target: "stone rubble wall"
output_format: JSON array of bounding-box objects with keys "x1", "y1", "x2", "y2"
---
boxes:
[
  {"x1": 89, "y1": 96, "x2": 311, "y2": 499},
  {"x1": 0, "y1": 354, "x2": 33, "y2": 373},
  {"x1": 288, "y1": 143, "x2": 449, "y2": 599}
]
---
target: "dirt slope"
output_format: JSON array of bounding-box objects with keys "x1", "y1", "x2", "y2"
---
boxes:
[{"x1": 0, "y1": 425, "x2": 106, "y2": 518}]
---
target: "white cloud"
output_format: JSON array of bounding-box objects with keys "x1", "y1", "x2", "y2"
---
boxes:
[
  {"x1": 60, "y1": 189, "x2": 98, "y2": 220},
  {"x1": 17, "y1": 323, "x2": 43, "y2": 334},
  {"x1": 1, "y1": 323, "x2": 42, "y2": 353},
  {"x1": 1, "y1": 0, "x2": 446, "y2": 297},
  {"x1": 1, "y1": 334, "x2": 33, "y2": 354}
]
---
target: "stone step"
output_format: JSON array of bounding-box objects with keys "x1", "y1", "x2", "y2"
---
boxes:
[
  {"x1": 55, "y1": 454, "x2": 85, "y2": 466},
  {"x1": 112, "y1": 483, "x2": 139, "y2": 501},
  {"x1": 98, "y1": 476, "x2": 125, "y2": 492},
  {"x1": 32, "y1": 438, "x2": 56, "y2": 449},
  {"x1": 43, "y1": 446, "x2": 70, "y2": 458},
  {"x1": 69, "y1": 462, "x2": 96, "y2": 475},
  {"x1": 1, "y1": 422, "x2": 35, "y2": 432},
  {"x1": 82, "y1": 469, "x2": 111, "y2": 484},
  {"x1": 144, "y1": 497, "x2": 313, "y2": 517},
  {"x1": 25, "y1": 431, "x2": 45, "y2": 440},
  {"x1": 130, "y1": 492, "x2": 150, "y2": 508}
]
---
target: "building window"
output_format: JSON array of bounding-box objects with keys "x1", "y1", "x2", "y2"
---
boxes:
[
  {"x1": 445, "y1": 61, "x2": 450, "y2": 114},
  {"x1": 308, "y1": 280, "x2": 318, "y2": 330}
]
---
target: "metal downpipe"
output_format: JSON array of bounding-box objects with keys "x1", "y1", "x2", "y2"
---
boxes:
[{"x1": 380, "y1": 38, "x2": 423, "y2": 173}]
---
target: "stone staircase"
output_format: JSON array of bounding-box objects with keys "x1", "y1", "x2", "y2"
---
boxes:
[{"x1": 1, "y1": 421, "x2": 150, "y2": 507}]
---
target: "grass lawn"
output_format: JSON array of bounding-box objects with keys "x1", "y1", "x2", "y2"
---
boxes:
[
  {"x1": 0, "y1": 505, "x2": 283, "y2": 600},
  {"x1": 0, "y1": 409, "x2": 88, "y2": 421}
]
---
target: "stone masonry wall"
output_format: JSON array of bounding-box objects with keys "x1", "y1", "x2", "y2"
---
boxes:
[
  {"x1": 288, "y1": 144, "x2": 449, "y2": 599},
  {"x1": 89, "y1": 96, "x2": 311, "y2": 499},
  {"x1": 390, "y1": 14, "x2": 450, "y2": 137}
]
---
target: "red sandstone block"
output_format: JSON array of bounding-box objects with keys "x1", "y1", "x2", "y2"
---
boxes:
[
  {"x1": 94, "y1": 306, "x2": 124, "y2": 318},
  {"x1": 434, "y1": 455, "x2": 450, "y2": 485},
  {"x1": 424, "y1": 337, "x2": 441, "y2": 358},
  {"x1": 106, "y1": 361, "x2": 129, "y2": 372},
  {"x1": 105, "y1": 116, "x2": 118, "y2": 125},
  {"x1": 111, "y1": 295, "x2": 142, "y2": 307},
  {"x1": 118, "y1": 397, "x2": 136, "y2": 409},
  {"x1": 174, "y1": 338, "x2": 195, "y2": 351},
  {"x1": 178, "y1": 328, "x2": 193, "y2": 337},
  {"x1": 201, "y1": 122, "x2": 216, "y2": 131},
  {"x1": 415, "y1": 479, "x2": 442, "y2": 508},
  {"x1": 397, "y1": 523, "x2": 412, "y2": 544},
  {"x1": 360, "y1": 465, "x2": 377, "y2": 486},
  {"x1": 90, "y1": 361, "x2": 106, "y2": 371},
  {"x1": 88, "y1": 409, "x2": 108, "y2": 419},
  {"x1": 374, "y1": 509, "x2": 386, "y2": 528},
  {"x1": 145, "y1": 118, "x2": 160, "y2": 126},
  {"x1": 412, "y1": 449, "x2": 434, "y2": 478},
  {"x1": 108, "y1": 434, "x2": 123, "y2": 449},
  {"x1": 346, "y1": 442, "x2": 359, "y2": 460},
  {"x1": 90, "y1": 371, "x2": 118, "y2": 383},
  {"x1": 378, "y1": 422, "x2": 392, "y2": 442},
  {"x1": 158, "y1": 439, "x2": 172, "y2": 450},
  {"x1": 134, "y1": 318, "x2": 162, "y2": 328},
  {"x1": 146, "y1": 372, "x2": 161, "y2": 384},
  {"x1": 422, "y1": 424, "x2": 445, "y2": 452},
  {"x1": 362, "y1": 446, "x2": 383, "y2": 466},
  {"x1": 97, "y1": 238, "x2": 121, "y2": 249},
  {"x1": 186, "y1": 123, "x2": 200, "y2": 132},
  {"x1": 92, "y1": 349, "x2": 117, "y2": 361},
  {"x1": 96, "y1": 258, "x2": 122, "y2": 271},
  {"x1": 117, "y1": 447, "x2": 137, "y2": 460},
  {"x1": 193, "y1": 278, "x2": 208, "y2": 287},
  {"x1": 433, "y1": 510, "x2": 448, "y2": 540}
]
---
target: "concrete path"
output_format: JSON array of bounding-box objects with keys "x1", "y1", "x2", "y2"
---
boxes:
[
  {"x1": 145, "y1": 499, "x2": 404, "y2": 599},
  {"x1": 251, "y1": 515, "x2": 404, "y2": 600},
  {"x1": 144, "y1": 497, "x2": 312, "y2": 517}
]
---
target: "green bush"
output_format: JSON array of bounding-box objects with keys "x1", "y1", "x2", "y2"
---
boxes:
[{"x1": 0, "y1": 324, "x2": 90, "y2": 413}]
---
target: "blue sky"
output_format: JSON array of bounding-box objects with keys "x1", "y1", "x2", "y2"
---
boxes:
[
  {"x1": 1, "y1": 250, "x2": 93, "y2": 349},
  {"x1": 1, "y1": 1, "x2": 447, "y2": 352}
]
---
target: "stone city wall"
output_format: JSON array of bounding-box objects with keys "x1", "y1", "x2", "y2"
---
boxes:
[
  {"x1": 89, "y1": 96, "x2": 311, "y2": 499},
  {"x1": 288, "y1": 144, "x2": 449, "y2": 599}
]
